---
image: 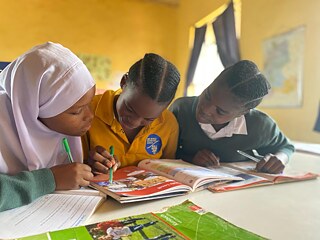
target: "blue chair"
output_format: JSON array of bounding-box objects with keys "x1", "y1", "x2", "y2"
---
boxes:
[{"x1": 0, "y1": 62, "x2": 10, "y2": 72}]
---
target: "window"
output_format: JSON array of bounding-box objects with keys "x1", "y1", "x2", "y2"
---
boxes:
[{"x1": 187, "y1": 24, "x2": 224, "y2": 96}]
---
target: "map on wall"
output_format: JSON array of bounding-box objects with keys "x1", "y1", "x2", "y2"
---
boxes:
[{"x1": 261, "y1": 26, "x2": 305, "y2": 107}]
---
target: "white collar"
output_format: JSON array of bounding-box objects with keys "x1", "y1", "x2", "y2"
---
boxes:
[{"x1": 199, "y1": 115, "x2": 247, "y2": 140}]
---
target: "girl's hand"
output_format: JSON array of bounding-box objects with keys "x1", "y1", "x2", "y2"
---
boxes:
[
  {"x1": 88, "y1": 145, "x2": 120, "y2": 174},
  {"x1": 192, "y1": 149, "x2": 220, "y2": 168},
  {"x1": 50, "y1": 163, "x2": 93, "y2": 190},
  {"x1": 255, "y1": 154, "x2": 285, "y2": 174}
]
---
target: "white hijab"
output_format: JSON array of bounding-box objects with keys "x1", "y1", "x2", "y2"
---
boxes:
[{"x1": 0, "y1": 42, "x2": 95, "y2": 174}]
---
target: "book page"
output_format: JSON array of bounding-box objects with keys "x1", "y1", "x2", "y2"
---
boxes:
[
  {"x1": 209, "y1": 167, "x2": 271, "y2": 192},
  {"x1": 138, "y1": 159, "x2": 243, "y2": 191},
  {"x1": 223, "y1": 161, "x2": 318, "y2": 183},
  {"x1": 55, "y1": 186, "x2": 106, "y2": 197},
  {"x1": 90, "y1": 166, "x2": 190, "y2": 202},
  {"x1": 0, "y1": 194, "x2": 103, "y2": 239}
]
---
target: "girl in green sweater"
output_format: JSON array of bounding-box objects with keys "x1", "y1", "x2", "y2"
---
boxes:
[{"x1": 169, "y1": 60, "x2": 294, "y2": 174}]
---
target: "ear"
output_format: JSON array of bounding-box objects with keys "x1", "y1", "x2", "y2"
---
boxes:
[{"x1": 120, "y1": 73, "x2": 129, "y2": 89}]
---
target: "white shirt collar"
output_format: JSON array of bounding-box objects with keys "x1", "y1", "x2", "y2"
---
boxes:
[{"x1": 199, "y1": 115, "x2": 247, "y2": 140}]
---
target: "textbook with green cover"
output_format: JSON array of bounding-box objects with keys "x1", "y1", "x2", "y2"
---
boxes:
[{"x1": 16, "y1": 200, "x2": 266, "y2": 240}]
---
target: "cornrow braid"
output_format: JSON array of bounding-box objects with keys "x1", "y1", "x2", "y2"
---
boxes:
[
  {"x1": 225, "y1": 60, "x2": 271, "y2": 109},
  {"x1": 128, "y1": 53, "x2": 180, "y2": 103}
]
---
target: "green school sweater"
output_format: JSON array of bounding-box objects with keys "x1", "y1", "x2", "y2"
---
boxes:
[
  {"x1": 169, "y1": 97, "x2": 295, "y2": 163},
  {"x1": 0, "y1": 168, "x2": 55, "y2": 212}
]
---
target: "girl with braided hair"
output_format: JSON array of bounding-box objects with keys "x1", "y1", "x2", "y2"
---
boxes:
[
  {"x1": 83, "y1": 53, "x2": 180, "y2": 173},
  {"x1": 169, "y1": 60, "x2": 294, "y2": 174}
]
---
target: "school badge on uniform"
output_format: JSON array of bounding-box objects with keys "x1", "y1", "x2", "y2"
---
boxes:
[{"x1": 145, "y1": 134, "x2": 162, "y2": 155}]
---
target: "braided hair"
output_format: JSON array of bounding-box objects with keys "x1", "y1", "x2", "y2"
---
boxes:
[
  {"x1": 224, "y1": 60, "x2": 271, "y2": 110},
  {"x1": 127, "y1": 53, "x2": 180, "y2": 104}
]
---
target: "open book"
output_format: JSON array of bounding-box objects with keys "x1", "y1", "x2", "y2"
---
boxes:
[
  {"x1": 0, "y1": 194, "x2": 104, "y2": 239},
  {"x1": 55, "y1": 186, "x2": 107, "y2": 197},
  {"x1": 17, "y1": 200, "x2": 266, "y2": 240},
  {"x1": 209, "y1": 161, "x2": 319, "y2": 192},
  {"x1": 90, "y1": 159, "x2": 243, "y2": 203}
]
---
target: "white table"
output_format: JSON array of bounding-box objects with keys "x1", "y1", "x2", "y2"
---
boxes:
[{"x1": 87, "y1": 152, "x2": 320, "y2": 240}]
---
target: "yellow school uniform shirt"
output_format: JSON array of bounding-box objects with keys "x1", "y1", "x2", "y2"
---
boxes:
[{"x1": 82, "y1": 89, "x2": 179, "y2": 167}]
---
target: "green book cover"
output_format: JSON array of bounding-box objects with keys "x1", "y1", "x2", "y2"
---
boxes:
[{"x1": 17, "y1": 200, "x2": 265, "y2": 240}]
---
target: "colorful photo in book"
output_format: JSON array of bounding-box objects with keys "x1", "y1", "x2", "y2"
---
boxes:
[
  {"x1": 91, "y1": 166, "x2": 185, "y2": 197},
  {"x1": 86, "y1": 215, "x2": 184, "y2": 240}
]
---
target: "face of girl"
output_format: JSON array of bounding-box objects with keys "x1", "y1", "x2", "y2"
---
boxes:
[
  {"x1": 196, "y1": 79, "x2": 246, "y2": 125},
  {"x1": 115, "y1": 82, "x2": 168, "y2": 130},
  {"x1": 39, "y1": 86, "x2": 96, "y2": 136}
]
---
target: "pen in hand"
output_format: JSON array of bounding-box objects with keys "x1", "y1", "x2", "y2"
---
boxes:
[
  {"x1": 62, "y1": 137, "x2": 74, "y2": 163},
  {"x1": 109, "y1": 146, "x2": 114, "y2": 184},
  {"x1": 237, "y1": 150, "x2": 261, "y2": 163}
]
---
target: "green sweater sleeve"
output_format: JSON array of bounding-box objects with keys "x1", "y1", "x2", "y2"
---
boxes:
[{"x1": 0, "y1": 168, "x2": 56, "y2": 212}]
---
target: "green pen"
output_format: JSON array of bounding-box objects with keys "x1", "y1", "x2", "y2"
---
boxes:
[
  {"x1": 109, "y1": 145, "x2": 114, "y2": 184},
  {"x1": 62, "y1": 138, "x2": 74, "y2": 163}
]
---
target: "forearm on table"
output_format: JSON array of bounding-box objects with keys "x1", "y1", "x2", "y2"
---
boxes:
[{"x1": 0, "y1": 168, "x2": 56, "y2": 212}]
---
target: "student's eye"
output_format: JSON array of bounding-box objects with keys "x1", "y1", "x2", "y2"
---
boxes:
[
  {"x1": 70, "y1": 108, "x2": 82, "y2": 115},
  {"x1": 145, "y1": 118, "x2": 155, "y2": 122},
  {"x1": 216, "y1": 108, "x2": 224, "y2": 115}
]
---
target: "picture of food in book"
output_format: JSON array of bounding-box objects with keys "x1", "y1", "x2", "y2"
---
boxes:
[
  {"x1": 95, "y1": 169, "x2": 171, "y2": 193},
  {"x1": 86, "y1": 214, "x2": 184, "y2": 240}
]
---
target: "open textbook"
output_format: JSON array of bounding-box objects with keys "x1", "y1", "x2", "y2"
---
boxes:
[
  {"x1": 0, "y1": 194, "x2": 104, "y2": 239},
  {"x1": 209, "y1": 161, "x2": 319, "y2": 192},
  {"x1": 90, "y1": 159, "x2": 243, "y2": 203},
  {"x1": 55, "y1": 186, "x2": 106, "y2": 197},
  {"x1": 16, "y1": 200, "x2": 266, "y2": 240}
]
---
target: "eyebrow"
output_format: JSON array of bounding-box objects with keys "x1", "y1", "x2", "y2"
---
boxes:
[
  {"x1": 205, "y1": 87, "x2": 229, "y2": 114},
  {"x1": 126, "y1": 101, "x2": 136, "y2": 114},
  {"x1": 126, "y1": 101, "x2": 156, "y2": 121},
  {"x1": 69, "y1": 104, "x2": 85, "y2": 109}
]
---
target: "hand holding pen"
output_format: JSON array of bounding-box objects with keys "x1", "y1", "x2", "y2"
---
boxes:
[
  {"x1": 50, "y1": 138, "x2": 93, "y2": 190},
  {"x1": 237, "y1": 150, "x2": 286, "y2": 174},
  {"x1": 88, "y1": 145, "x2": 120, "y2": 174}
]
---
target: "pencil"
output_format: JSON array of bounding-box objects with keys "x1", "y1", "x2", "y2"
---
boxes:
[
  {"x1": 109, "y1": 145, "x2": 114, "y2": 184},
  {"x1": 236, "y1": 150, "x2": 261, "y2": 163}
]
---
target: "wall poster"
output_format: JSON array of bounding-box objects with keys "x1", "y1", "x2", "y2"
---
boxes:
[{"x1": 261, "y1": 26, "x2": 305, "y2": 107}]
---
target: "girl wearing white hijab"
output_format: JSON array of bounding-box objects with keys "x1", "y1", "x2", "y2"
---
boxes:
[{"x1": 0, "y1": 42, "x2": 96, "y2": 211}]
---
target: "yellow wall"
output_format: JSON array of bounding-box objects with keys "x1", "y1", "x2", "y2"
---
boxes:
[
  {"x1": 0, "y1": 0, "x2": 178, "y2": 88},
  {"x1": 241, "y1": 0, "x2": 320, "y2": 143},
  {"x1": 1, "y1": 0, "x2": 319, "y2": 143}
]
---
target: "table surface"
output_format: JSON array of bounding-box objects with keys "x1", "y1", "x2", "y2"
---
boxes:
[{"x1": 86, "y1": 152, "x2": 320, "y2": 240}]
